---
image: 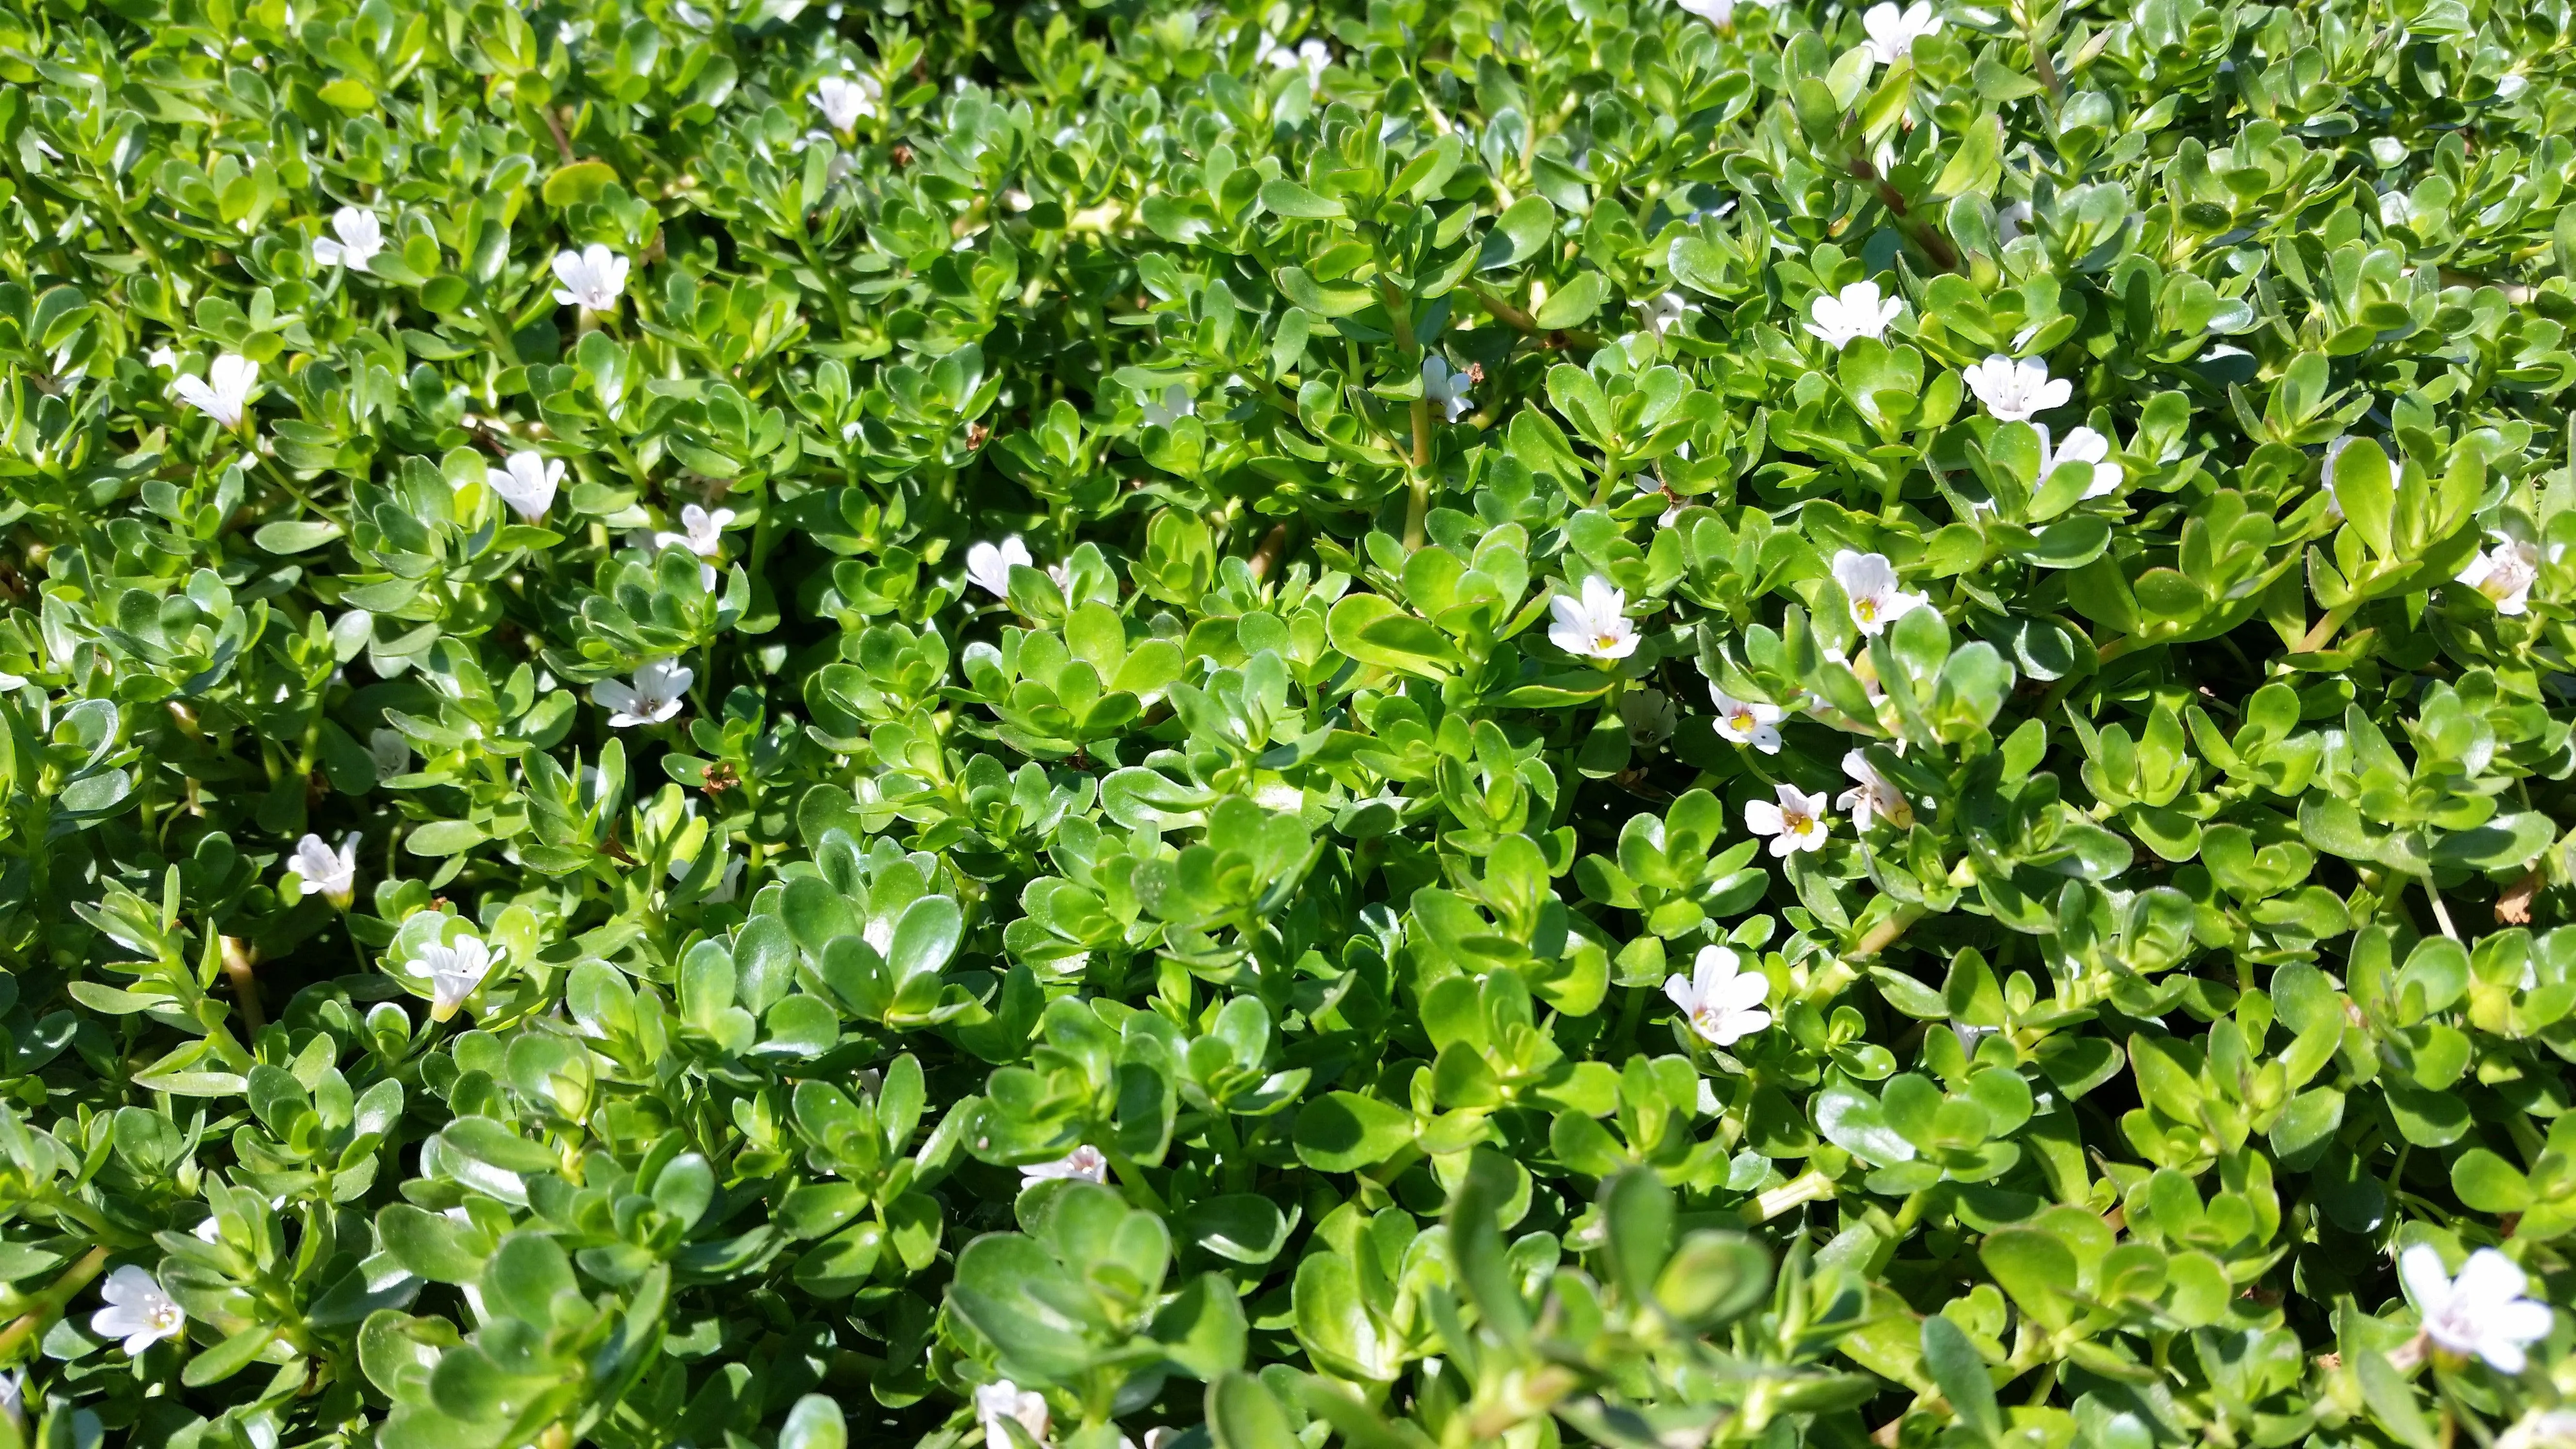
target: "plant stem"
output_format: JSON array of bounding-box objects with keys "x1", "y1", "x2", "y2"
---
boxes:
[{"x1": 0, "y1": 1244, "x2": 111, "y2": 1358}]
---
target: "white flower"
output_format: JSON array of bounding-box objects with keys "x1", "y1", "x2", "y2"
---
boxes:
[
  {"x1": 1422, "y1": 355, "x2": 1475, "y2": 423},
  {"x1": 2457, "y1": 535, "x2": 2541, "y2": 616},
  {"x1": 1636, "y1": 290, "x2": 1699, "y2": 339},
  {"x1": 550, "y1": 244, "x2": 631, "y2": 311},
  {"x1": 1995, "y1": 200, "x2": 2032, "y2": 243},
  {"x1": 1832, "y1": 550, "x2": 1930, "y2": 636},
  {"x1": 1663, "y1": 945, "x2": 1772, "y2": 1047},
  {"x1": 0, "y1": 1368, "x2": 20, "y2": 1433},
  {"x1": 1745, "y1": 782, "x2": 1832, "y2": 857},
  {"x1": 1860, "y1": 1, "x2": 1942, "y2": 63},
  {"x1": 173, "y1": 354, "x2": 259, "y2": 430},
  {"x1": 487, "y1": 451, "x2": 564, "y2": 523},
  {"x1": 2035, "y1": 424, "x2": 2123, "y2": 500},
  {"x1": 1140, "y1": 385, "x2": 1195, "y2": 429},
  {"x1": 1838, "y1": 748, "x2": 1914, "y2": 829},
  {"x1": 976, "y1": 1379, "x2": 1051, "y2": 1449},
  {"x1": 1021, "y1": 1145, "x2": 1110, "y2": 1185},
  {"x1": 418, "y1": 934, "x2": 492, "y2": 1022},
  {"x1": 1674, "y1": 0, "x2": 1781, "y2": 24},
  {"x1": 2319, "y1": 436, "x2": 2354, "y2": 522},
  {"x1": 1622, "y1": 687, "x2": 1676, "y2": 748},
  {"x1": 810, "y1": 74, "x2": 881, "y2": 132},
  {"x1": 596, "y1": 658, "x2": 693, "y2": 727},
  {"x1": 1963, "y1": 354, "x2": 2071, "y2": 423},
  {"x1": 147, "y1": 346, "x2": 177, "y2": 371},
  {"x1": 290, "y1": 832, "x2": 360, "y2": 907},
  {"x1": 1803, "y1": 281, "x2": 1903, "y2": 350},
  {"x1": 2400, "y1": 1244, "x2": 2553, "y2": 1373},
  {"x1": 653, "y1": 504, "x2": 734, "y2": 589},
  {"x1": 966, "y1": 536, "x2": 1034, "y2": 599},
  {"x1": 1710, "y1": 689, "x2": 1784, "y2": 754},
  {"x1": 672, "y1": 0, "x2": 712, "y2": 27},
  {"x1": 1548, "y1": 575, "x2": 1640, "y2": 660},
  {"x1": 91, "y1": 1266, "x2": 185, "y2": 1356},
  {"x1": 312, "y1": 207, "x2": 385, "y2": 271}
]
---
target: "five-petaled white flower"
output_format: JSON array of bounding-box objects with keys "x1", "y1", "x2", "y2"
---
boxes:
[
  {"x1": 654, "y1": 503, "x2": 735, "y2": 589},
  {"x1": 2457, "y1": 534, "x2": 2540, "y2": 616},
  {"x1": 1804, "y1": 281, "x2": 1903, "y2": 350},
  {"x1": 1833, "y1": 550, "x2": 1930, "y2": 637},
  {"x1": 419, "y1": 934, "x2": 493, "y2": 1022},
  {"x1": 2401, "y1": 1243, "x2": 2554, "y2": 1373},
  {"x1": 1711, "y1": 689, "x2": 1785, "y2": 754},
  {"x1": 810, "y1": 74, "x2": 882, "y2": 133},
  {"x1": 1963, "y1": 354, "x2": 2071, "y2": 423},
  {"x1": 173, "y1": 354, "x2": 259, "y2": 430},
  {"x1": 91, "y1": 1266, "x2": 185, "y2": 1357},
  {"x1": 1746, "y1": 782, "x2": 1832, "y2": 857},
  {"x1": 487, "y1": 451, "x2": 564, "y2": 523},
  {"x1": 966, "y1": 536, "x2": 1035, "y2": 599},
  {"x1": 1637, "y1": 291, "x2": 1699, "y2": 339},
  {"x1": 1860, "y1": 1, "x2": 1942, "y2": 63},
  {"x1": 1422, "y1": 355, "x2": 1475, "y2": 423},
  {"x1": 1838, "y1": 748, "x2": 1914, "y2": 829},
  {"x1": 550, "y1": 244, "x2": 631, "y2": 311},
  {"x1": 1021, "y1": 1144, "x2": 1110, "y2": 1186},
  {"x1": 596, "y1": 658, "x2": 693, "y2": 727},
  {"x1": 976, "y1": 1379, "x2": 1052, "y2": 1449},
  {"x1": 1140, "y1": 385, "x2": 1195, "y2": 429},
  {"x1": 1549, "y1": 575, "x2": 1640, "y2": 660},
  {"x1": 312, "y1": 207, "x2": 386, "y2": 272},
  {"x1": 289, "y1": 832, "x2": 360, "y2": 907},
  {"x1": 1664, "y1": 945, "x2": 1773, "y2": 1047},
  {"x1": 2035, "y1": 424, "x2": 2124, "y2": 500},
  {"x1": 1676, "y1": 0, "x2": 1783, "y2": 25}
]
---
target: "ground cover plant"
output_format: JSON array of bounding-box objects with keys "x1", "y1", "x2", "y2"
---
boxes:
[{"x1": 2, "y1": 0, "x2": 2576, "y2": 1443}]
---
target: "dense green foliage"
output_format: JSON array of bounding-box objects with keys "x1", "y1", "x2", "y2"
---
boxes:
[{"x1": 4, "y1": 0, "x2": 2576, "y2": 1444}]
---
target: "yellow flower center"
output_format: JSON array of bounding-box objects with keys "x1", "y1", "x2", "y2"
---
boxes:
[{"x1": 1854, "y1": 598, "x2": 1878, "y2": 623}]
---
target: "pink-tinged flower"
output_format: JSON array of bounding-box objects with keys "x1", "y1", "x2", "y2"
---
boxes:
[
  {"x1": 1663, "y1": 944, "x2": 1772, "y2": 1046},
  {"x1": 2401, "y1": 1244, "x2": 2553, "y2": 1373},
  {"x1": 1838, "y1": 748, "x2": 1913, "y2": 829},
  {"x1": 1020, "y1": 1144, "x2": 1109, "y2": 1186},
  {"x1": 91, "y1": 1267, "x2": 184, "y2": 1356},
  {"x1": 2457, "y1": 534, "x2": 2540, "y2": 616}
]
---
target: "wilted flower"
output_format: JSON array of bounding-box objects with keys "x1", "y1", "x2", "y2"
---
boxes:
[
  {"x1": 487, "y1": 451, "x2": 564, "y2": 523},
  {"x1": 810, "y1": 74, "x2": 882, "y2": 133},
  {"x1": 1422, "y1": 355, "x2": 1475, "y2": 422},
  {"x1": 1833, "y1": 550, "x2": 1930, "y2": 637},
  {"x1": 1710, "y1": 689, "x2": 1784, "y2": 753},
  {"x1": 596, "y1": 658, "x2": 693, "y2": 727},
  {"x1": 1838, "y1": 749, "x2": 1913, "y2": 829},
  {"x1": 966, "y1": 536, "x2": 1035, "y2": 598},
  {"x1": 1021, "y1": 1144, "x2": 1110, "y2": 1185},
  {"x1": 91, "y1": 1267, "x2": 185, "y2": 1356},
  {"x1": 2400, "y1": 1244, "x2": 2553, "y2": 1373},
  {"x1": 1636, "y1": 290, "x2": 1699, "y2": 339},
  {"x1": 1746, "y1": 782, "x2": 1832, "y2": 856},
  {"x1": 419, "y1": 934, "x2": 493, "y2": 1022},
  {"x1": 289, "y1": 832, "x2": 360, "y2": 907},
  {"x1": 312, "y1": 207, "x2": 386, "y2": 271},
  {"x1": 1663, "y1": 945, "x2": 1772, "y2": 1046},
  {"x1": 1963, "y1": 354, "x2": 2071, "y2": 422},
  {"x1": 370, "y1": 728, "x2": 411, "y2": 782},
  {"x1": 976, "y1": 1380, "x2": 1052, "y2": 1449},
  {"x1": 550, "y1": 244, "x2": 631, "y2": 311},
  {"x1": 2035, "y1": 424, "x2": 2124, "y2": 500},
  {"x1": 1549, "y1": 576, "x2": 1639, "y2": 660},
  {"x1": 669, "y1": 850, "x2": 744, "y2": 904},
  {"x1": 1622, "y1": 687, "x2": 1676, "y2": 748},
  {"x1": 174, "y1": 354, "x2": 259, "y2": 430},
  {"x1": 1860, "y1": 0, "x2": 1942, "y2": 63},
  {"x1": 2457, "y1": 535, "x2": 2540, "y2": 616},
  {"x1": 1804, "y1": 281, "x2": 1903, "y2": 350}
]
